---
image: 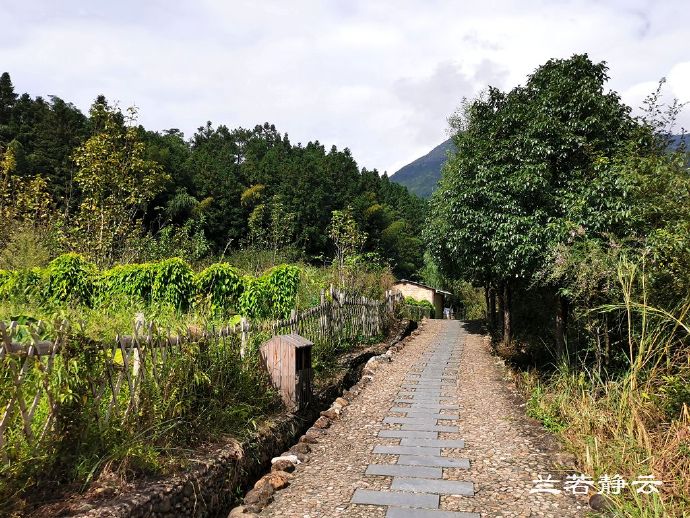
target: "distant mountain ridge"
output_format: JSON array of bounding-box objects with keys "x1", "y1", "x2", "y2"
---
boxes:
[
  {"x1": 392, "y1": 134, "x2": 688, "y2": 198},
  {"x1": 390, "y1": 139, "x2": 454, "y2": 198}
]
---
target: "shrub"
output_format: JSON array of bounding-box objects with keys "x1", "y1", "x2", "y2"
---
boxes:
[
  {"x1": 0, "y1": 268, "x2": 43, "y2": 302},
  {"x1": 99, "y1": 263, "x2": 156, "y2": 303},
  {"x1": 44, "y1": 253, "x2": 96, "y2": 306},
  {"x1": 195, "y1": 263, "x2": 244, "y2": 316},
  {"x1": 264, "y1": 264, "x2": 300, "y2": 318},
  {"x1": 404, "y1": 296, "x2": 435, "y2": 318},
  {"x1": 151, "y1": 258, "x2": 194, "y2": 310},
  {"x1": 239, "y1": 276, "x2": 270, "y2": 319}
]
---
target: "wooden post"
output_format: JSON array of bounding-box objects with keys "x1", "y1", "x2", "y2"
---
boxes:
[{"x1": 240, "y1": 317, "x2": 248, "y2": 359}]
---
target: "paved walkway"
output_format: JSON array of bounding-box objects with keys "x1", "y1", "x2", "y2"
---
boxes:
[{"x1": 260, "y1": 320, "x2": 587, "y2": 518}]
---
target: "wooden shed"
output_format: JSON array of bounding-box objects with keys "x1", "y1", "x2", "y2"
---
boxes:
[
  {"x1": 391, "y1": 279, "x2": 451, "y2": 319},
  {"x1": 260, "y1": 334, "x2": 313, "y2": 409}
]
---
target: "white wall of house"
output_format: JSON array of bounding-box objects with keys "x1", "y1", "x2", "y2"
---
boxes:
[{"x1": 392, "y1": 282, "x2": 444, "y2": 318}]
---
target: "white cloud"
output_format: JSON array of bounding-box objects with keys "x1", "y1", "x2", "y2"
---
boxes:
[
  {"x1": 668, "y1": 62, "x2": 690, "y2": 104},
  {"x1": 0, "y1": 0, "x2": 688, "y2": 174}
]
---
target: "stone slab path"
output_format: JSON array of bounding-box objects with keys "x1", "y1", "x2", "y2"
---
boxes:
[{"x1": 260, "y1": 320, "x2": 588, "y2": 518}]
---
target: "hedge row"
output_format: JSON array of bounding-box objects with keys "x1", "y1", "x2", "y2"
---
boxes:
[
  {"x1": 0, "y1": 254, "x2": 300, "y2": 319},
  {"x1": 404, "y1": 296, "x2": 436, "y2": 318}
]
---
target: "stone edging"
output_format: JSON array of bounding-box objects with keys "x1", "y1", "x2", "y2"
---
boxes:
[
  {"x1": 228, "y1": 320, "x2": 425, "y2": 517},
  {"x1": 67, "y1": 319, "x2": 419, "y2": 518}
]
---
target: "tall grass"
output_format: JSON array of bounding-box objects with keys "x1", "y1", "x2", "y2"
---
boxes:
[{"x1": 521, "y1": 258, "x2": 690, "y2": 516}]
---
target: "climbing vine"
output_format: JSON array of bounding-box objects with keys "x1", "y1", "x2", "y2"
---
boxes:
[{"x1": 195, "y1": 263, "x2": 244, "y2": 316}]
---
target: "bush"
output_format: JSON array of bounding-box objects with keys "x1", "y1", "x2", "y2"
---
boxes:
[
  {"x1": 404, "y1": 296, "x2": 435, "y2": 318},
  {"x1": 99, "y1": 263, "x2": 156, "y2": 303},
  {"x1": 195, "y1": 263, "x2": 243, "y2": 316},
  {"x1": 239, "y1": 276, "x2": 270, "y2": 319},
  {"x1": 151, "y1": 258, "x2": 194, "y2": 310},
  {"x1": 0, "y1": 268, "x2": 42, "y2": 301},
  {"x1": 44, "y1": 253, "x2": 96, "y2": 306},
  {"x1": 264, "y1": 264, "x2": 300, "y2": 319}
]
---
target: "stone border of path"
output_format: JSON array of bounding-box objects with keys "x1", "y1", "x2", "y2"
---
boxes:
[
  {"x1": 350, "y1": 325, "x2": 480, "y2": 518},
  {"x1": 227, "y1": 322, "x2": 423, "y2": 517}
]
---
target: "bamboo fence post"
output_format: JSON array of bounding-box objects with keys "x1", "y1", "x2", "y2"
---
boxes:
[{"x1": 240, "y1": 317, "x2": 248, "y2": 359}]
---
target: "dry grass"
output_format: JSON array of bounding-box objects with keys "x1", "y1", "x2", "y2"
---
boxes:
[{"x1": 517, "y1": 260, "x2": 690, "y2": 517}]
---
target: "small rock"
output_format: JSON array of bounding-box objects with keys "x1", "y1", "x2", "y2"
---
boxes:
[
  {"x1": 271, "y1": 454, "x2": 300, "y2": 465},
  {"x1": 228, "y1": 506, "x2": 258, "y2": 517},
  {"x1": 183, "y1": 481, "x2": 194, "y2": 497},
  {"x1": 314, "y1": 416, "x2": 331, "y2": 429},
  {"x1": 294, "y1": 451, "x2": 309, "y2": 463},
  {"x1": 335, "y1": 397, "x2": 349, "y2": 407},
  {"x1": 365, "y1": 359, "x2": 379, "y2": 371},
  {"x1": 244, "y1": 483, "x2": 274, "y2": 510},
  {"x1": 255, "y1": 471, "x2": 291, "y2": 491},
  {"x1": 93, "y1": 486, "x2": 117, "y2": 498},
  {"x1": 289, "y1": 442, "x2": 311, "y2": 454},
  {"x1": 299, "y1": 433, "x2": 318, "y2": 444},
  {"x1": 305, "y1": 426, "x2": 323, "y2": 438},
  {"x1": 589, "y1": 493, "x2": 614, "y2": 511},
  {"x1": 320, "y1": 408, "x2": 339, "y2": 420},
  {"x1": 271, "y1": 458, "x2": 296, "y2": 472}
]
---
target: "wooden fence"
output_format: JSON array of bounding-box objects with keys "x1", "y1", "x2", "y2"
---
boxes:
[{"x1": 0, "y1": 287, "x2": 403, "y2": 468}]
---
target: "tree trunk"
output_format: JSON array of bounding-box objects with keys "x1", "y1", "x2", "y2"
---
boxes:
[
  {"x1": 484, "y1": 286, "x2": 490, "y2": 322},
  {"x1": 497, "y1": 285, "x2": 505, "y2": 341},
  {"x1": 489, "y1": 287, "x2": 497, "y2": 330},
  {"x1": 555, "y1": 294, "x2": 568, "y2": 361},
  {"x1": 484, "y1": 286, "x2": 494, "y2": 329},
  {"x1": 503, "y1": 283, "x2": 512, "y2": 345}
]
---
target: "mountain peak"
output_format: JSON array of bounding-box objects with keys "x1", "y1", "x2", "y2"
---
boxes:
[{"x1": 390, "y1": 138, "x2": 454, "y2": 197}]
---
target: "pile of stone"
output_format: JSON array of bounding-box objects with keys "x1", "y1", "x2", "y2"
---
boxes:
[{"x1": 228, "y1": 397, "x2": 351, "y2": 517}]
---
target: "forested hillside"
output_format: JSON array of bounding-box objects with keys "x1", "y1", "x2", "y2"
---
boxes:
[
  {"x1": 390, "y1": 138, "x2": 454, "y2": 197},
  {"x1": 0, "y1": 72, "x2": 426, "y2": 277}
]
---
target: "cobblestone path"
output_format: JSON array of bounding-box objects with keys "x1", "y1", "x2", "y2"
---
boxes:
[{"x1": 260, "y1": 320, "x2": 587, "y2": 518}]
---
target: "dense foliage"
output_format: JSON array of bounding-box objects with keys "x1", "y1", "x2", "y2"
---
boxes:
[
  {"x1": 0, "y1": 72, "x2": 425, "y2": 277},
  {"x1": 427, "y1": 54, "x2": 687, "y2": 354},
  {"x1": 426, "y1": 54, "x2": 690, "y2": 513},
  {"x1": 0, "y1": 254, "x2": 301, "y2": 321}
]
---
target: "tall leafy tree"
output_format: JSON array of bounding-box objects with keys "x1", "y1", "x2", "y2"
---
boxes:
[
  {"x1": 73, "y1": 103, "x2": 168, "y2": 264},
  {"x1": 0, "y1": 72, "x2": 17, "y2": 129},
  {"x1": 428, "y1": 54, "x2": 637, "y2": 351}
]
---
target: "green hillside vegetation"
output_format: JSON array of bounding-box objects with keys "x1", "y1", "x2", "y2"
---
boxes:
[
  {"x1": 0, "y1": 72, "x2": 426, "y2": 279},
  {"x1": 390, "y1": 138, "x2": 454, "y2": 197}
]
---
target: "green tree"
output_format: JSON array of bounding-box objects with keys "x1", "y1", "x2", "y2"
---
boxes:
[
  {"x1": 0, "y1": 72, "x2": 17, "y2": 128},
  {"x1": 428, "y1": 54, "x2": 637, "y2": 351},
  {"x1": 328, "y1": 207, "x2": 367, "y2": 286},
  {"x1": 72, "y1": 104, "x2": 168, "y2": 264}
]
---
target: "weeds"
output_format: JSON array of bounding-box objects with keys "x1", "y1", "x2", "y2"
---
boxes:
[{"x1": 520, "y1": 259, "x2": 690, "y2": 516}]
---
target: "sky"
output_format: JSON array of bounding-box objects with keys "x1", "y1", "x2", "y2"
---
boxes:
[{"x1": 1, "y1": 0, "x2": 688, "y2": 174}]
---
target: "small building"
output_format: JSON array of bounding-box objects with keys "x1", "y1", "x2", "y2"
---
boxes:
[
  {"x1": 260, "y1": 334, "x2": 313, "y2": 409},
  {"x1": 391, "y1": 279, "x2": 451, "y2": 319}
]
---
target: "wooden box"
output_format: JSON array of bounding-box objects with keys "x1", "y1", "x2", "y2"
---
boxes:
[{"x1": 260, "y1": 334, "x2": 313, "y2": 409}]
